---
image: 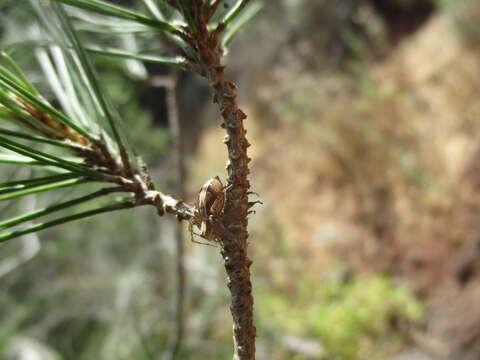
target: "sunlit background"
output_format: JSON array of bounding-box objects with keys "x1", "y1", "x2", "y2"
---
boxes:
[{"x1": 2, "y1": 0, "x2": 480, "y2": 359}]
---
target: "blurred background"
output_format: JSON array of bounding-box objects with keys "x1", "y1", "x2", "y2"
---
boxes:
[{"x1": 2, "y1": 0, "x2": 480, "y2": 359}]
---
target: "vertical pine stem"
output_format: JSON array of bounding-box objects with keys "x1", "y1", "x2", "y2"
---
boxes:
[
  {"x1": 207, "y1": 65, "x2": 255, "y2": 360},
  {"x1": 185, "y1": 6, "x2": 256, "y2": 355}
]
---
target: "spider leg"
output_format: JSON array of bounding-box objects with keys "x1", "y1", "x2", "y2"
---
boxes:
[{"x1": 191, "y1": 230, "x2": 217, "y2": 247}]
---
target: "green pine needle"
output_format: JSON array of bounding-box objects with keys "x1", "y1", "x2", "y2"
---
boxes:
[
  {"x1": 52, "y1": 0, "x2": 179, "y2": 32},
  {"x1": 52, "y1": 3, "x2": 137, "y2": 174},
  {"x1": 0, "y1": 135, "x2": 103, "y2": 179},
  {"x1": 0, "y1": 128, "x2": 82, "y2": 150},
  {"x1": 222, "y1": 0, "x2": 251, "y2": 26},
  {"x1": 0, "y1": 199, "x2": 135, "y2": 243},
  {"x1": 0, "y1": 186, "x2": 124, "y2": 230},
  {"x1": 0, "y1": 51, "x2": 40, "y2": 96},
  {"x1": 222, "y1": 1, "x2": 262, "y2": 46},
  {"x1": 0, "y1": 66, "x2": 97, "y2": 143},
  {"x1": 52, "y1": 3, "x2": 124, "y2": 146},
  {"x1": 0, "y1": 154, "x2": 47, "y2": 166},
  {"x1": 86, "y1": 47, "x2": 187, "y2": 67},
  {"x1": 0, "y1": 177, "x2": 86, "y2": 201},
  {"x1": 0, "y1": 173, "x2": 79, "y2": 189}
]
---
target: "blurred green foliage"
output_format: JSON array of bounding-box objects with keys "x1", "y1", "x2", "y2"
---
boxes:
[
  {"x1": 98, "y1": 64, "x2": 169, "y2": 164},
  {"x1": 257, "y1": 274, "x2": 424, "y2": 360}
]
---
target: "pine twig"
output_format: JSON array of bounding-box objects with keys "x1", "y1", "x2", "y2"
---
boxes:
[
  {"x1": 183, "y1": 5, "x2": 256, "y2": 359},
  {"x1": 210, "y1": 65, "x2": 256, "y2": 360}
]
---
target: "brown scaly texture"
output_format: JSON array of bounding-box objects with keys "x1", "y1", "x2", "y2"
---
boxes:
[
  {"x1": 213, "y1": 68, "x2": 255, "y2": 360},
  {"x1": 185, "y1": 5, "x2": 256, "y2": 358}
]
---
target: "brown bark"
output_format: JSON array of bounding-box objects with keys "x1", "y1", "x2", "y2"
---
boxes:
[
  {"x1": 181, "y1": 4, "x2": 256, "y2": 358},
  {"x1": 209, "y1": 67, "x2": 255, "y2": 360},
  {"x1": 197, "y1": 58, "x2": 255, "y2": 360}
]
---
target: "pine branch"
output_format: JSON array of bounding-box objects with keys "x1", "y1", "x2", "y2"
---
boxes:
[
  {"x1": 0, "y1": 34, "x2": 194, "y2": 240},
  {"x1": 179, "y1": 3, "x2": 257, "y2": 359},
  {"x1": 1, "y1": 2, "x2": 261, "y2": 358}
]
